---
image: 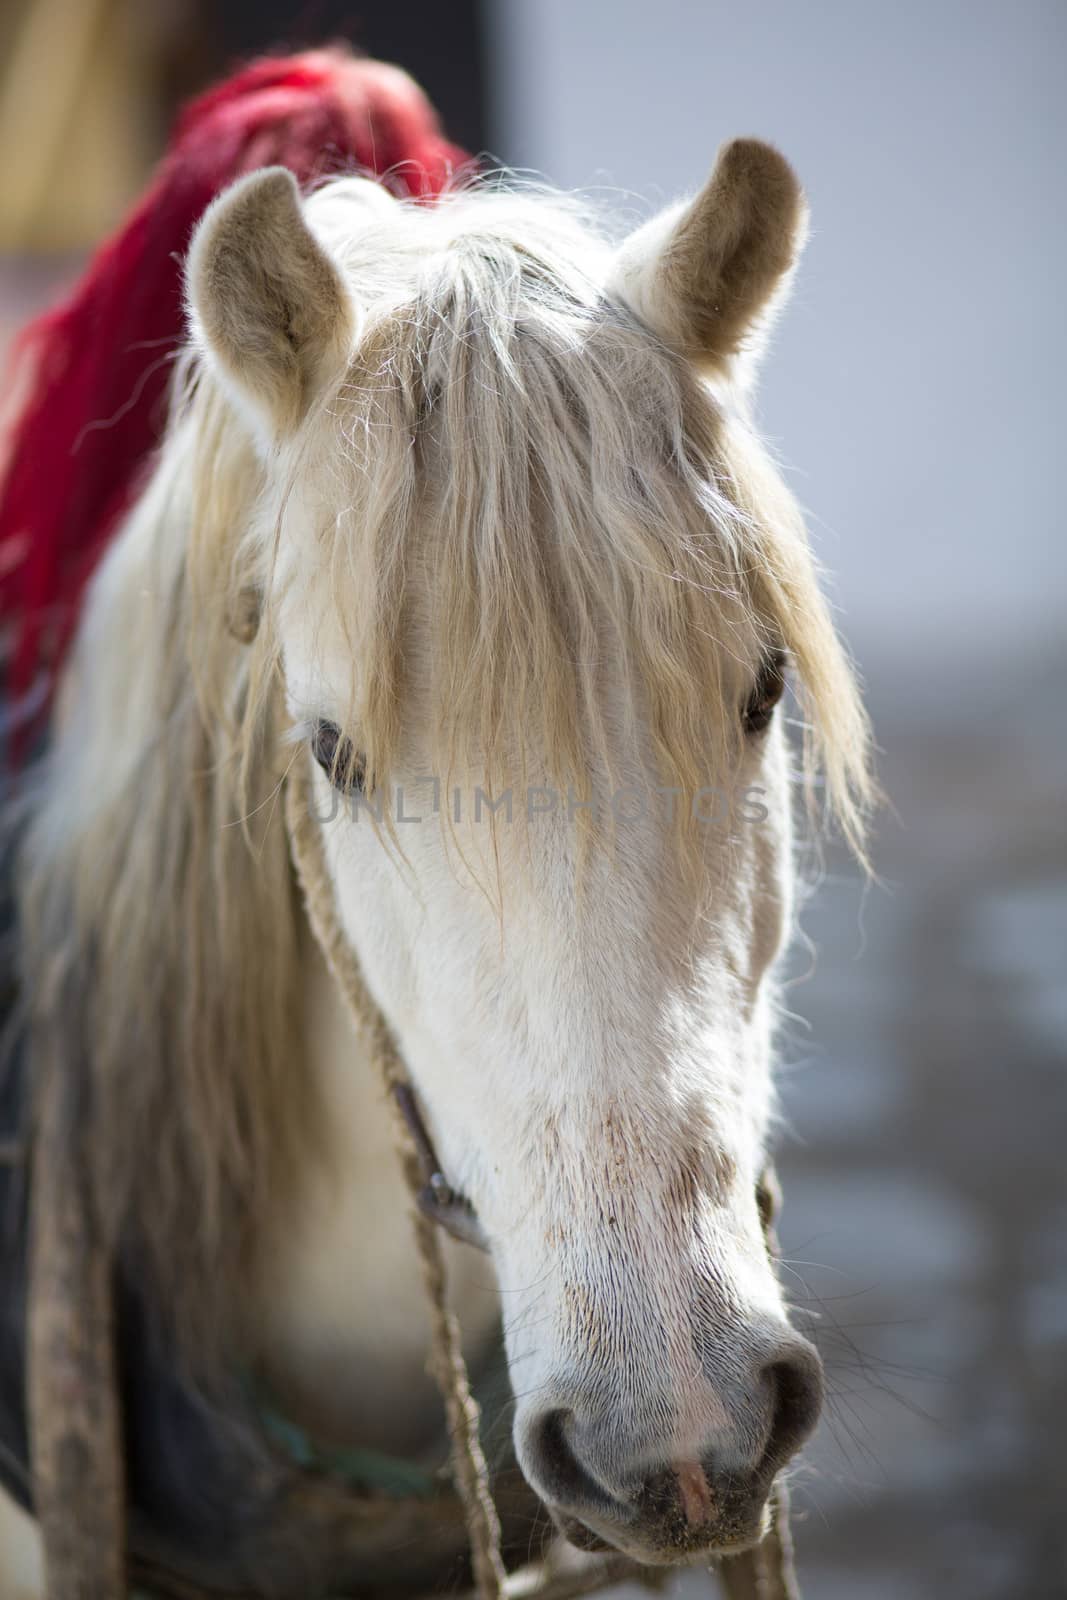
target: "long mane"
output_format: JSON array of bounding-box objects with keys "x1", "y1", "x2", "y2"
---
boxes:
[
  {"x1": 16, "y1": 398, "x2": 310, "y2": 1365},
  {"x1": 14, "y1": 175, "x2": 874, "y2": 1371}
]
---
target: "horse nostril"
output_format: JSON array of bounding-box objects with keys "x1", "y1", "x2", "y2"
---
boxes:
[
  {"x1": 759, "y1": 1341, "x2": 825, "y2": 1477},
  {"x1": 520, "y1": 1408, "x2": 624, "y2": 1521}
]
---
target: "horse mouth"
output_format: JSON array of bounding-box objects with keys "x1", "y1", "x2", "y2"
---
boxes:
[{"x1": 548, "y1": 1492, "x2": 771, "y2": 1567}]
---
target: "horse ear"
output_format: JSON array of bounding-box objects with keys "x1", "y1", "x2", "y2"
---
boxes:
[
  {"x1": 612, "y1": 139, "x2": 807, "y2": 382},
  {"x1": 186, "y1": 167, "x2": 354, "y2": 435}
]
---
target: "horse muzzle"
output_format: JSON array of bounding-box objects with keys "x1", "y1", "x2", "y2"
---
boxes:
[{"x1": 516, "y1": 1330, "x2": 824, "y2": 1563}]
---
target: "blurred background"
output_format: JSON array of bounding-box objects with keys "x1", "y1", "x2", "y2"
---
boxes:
[{"x1": 1, "y1": 2, "x2": 1063, "y2": 1596}]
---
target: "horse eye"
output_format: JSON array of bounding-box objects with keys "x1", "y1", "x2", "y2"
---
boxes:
[
  {"x1": 310, "y1": 720, "x2": 365, "y2": 792},
  {"x1": 743, "y1": 650, "x2": 787, "y2": 734}
]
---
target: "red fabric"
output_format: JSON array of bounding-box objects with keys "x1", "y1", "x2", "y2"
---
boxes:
[{"x1": 0, "y1": 49, "x2": 466, "y2": 729}]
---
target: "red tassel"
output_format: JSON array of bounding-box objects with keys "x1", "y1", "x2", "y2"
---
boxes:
[{"x1": 0, "y1": 48, "x2": 467, "y2": 738}]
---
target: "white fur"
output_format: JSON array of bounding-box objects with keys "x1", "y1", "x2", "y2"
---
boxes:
[{"x1": 283, "y1": 638, "x2": 797, "y2": 1485}]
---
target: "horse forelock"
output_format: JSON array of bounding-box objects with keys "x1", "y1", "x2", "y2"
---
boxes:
[{"x1": 235, "y1": 178, "x2": 874, "y2": 856}]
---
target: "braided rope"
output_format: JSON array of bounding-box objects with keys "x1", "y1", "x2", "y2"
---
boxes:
[{"x1": 284, "y1": 772, "x2": 506, "y2": 1600}]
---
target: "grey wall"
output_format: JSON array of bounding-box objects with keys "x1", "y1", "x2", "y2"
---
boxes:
[{"x1": 485, "y1": 0, "x2": 1065, "y2": 674}]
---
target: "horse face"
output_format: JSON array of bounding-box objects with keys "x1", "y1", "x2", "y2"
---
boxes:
[
  {"x1": 188, "y1": 145, "x2": 836, "y2": 1561},
  {"x1": 282, "y1": 636, "x2": 821, "y2": 1562}
]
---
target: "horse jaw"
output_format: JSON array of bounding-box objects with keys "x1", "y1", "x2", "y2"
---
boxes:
[{"x1": 247, "y1": 933, "x2": 500, "y2": 1452}]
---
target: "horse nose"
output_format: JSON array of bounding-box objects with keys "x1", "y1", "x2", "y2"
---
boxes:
[
  {"x1": 520, "y1": 1407, "x2": 631, "y2": 1524},
  {"x1": 758, "y1": 1334, "x2": 825, "y2": 1476},
  {"x1": 517, "y1": 1334, "x2": 823, "y2": 1552}
]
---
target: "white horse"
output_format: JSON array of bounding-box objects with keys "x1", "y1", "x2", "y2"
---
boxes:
[{"x1": 0, "y1": 138, "x2": 872, "y2": 1593}]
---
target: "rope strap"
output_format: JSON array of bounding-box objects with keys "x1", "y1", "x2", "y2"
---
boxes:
[{"x1": 27, "y1": 1030, "x2": 128, "y2": 1598}]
